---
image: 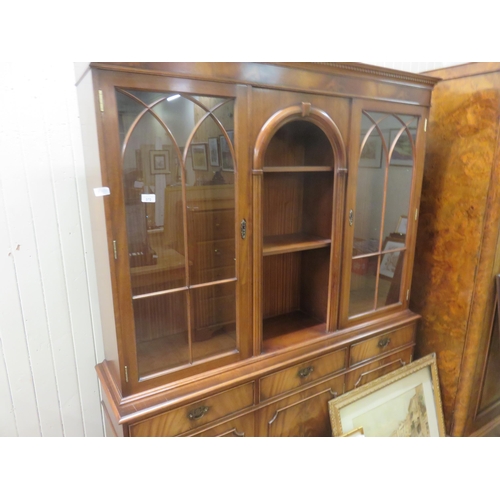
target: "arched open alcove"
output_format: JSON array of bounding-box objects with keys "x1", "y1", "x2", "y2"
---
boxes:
[{"x1": 253, "y1": 104, "x2": 347, "y2": 352}]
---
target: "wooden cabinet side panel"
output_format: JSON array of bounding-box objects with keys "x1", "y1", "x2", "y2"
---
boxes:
[{"x1": 411, "y1": 72, "x2": 500, "y2": 433}]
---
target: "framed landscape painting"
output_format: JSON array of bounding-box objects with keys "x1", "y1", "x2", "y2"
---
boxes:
[{"x1": 329, "y1": 353, "x2": 445, "y2": 437}]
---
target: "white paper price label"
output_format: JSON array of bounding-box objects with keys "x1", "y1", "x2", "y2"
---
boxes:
[
  {"x1": 94, "y1": 187, "x2": 110, "y2": 197},
  {"x1": 141, "y1": 194, "x2": 156, "y2": 203}
]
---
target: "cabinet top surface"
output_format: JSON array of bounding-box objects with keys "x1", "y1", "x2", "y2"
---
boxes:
[{"x1": 90, "y1": 61, "x2": 440, "y2": 88}]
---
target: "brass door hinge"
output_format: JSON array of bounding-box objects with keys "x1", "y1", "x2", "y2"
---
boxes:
[
  {"x1": 424, "y1": 118, "x2": 427, "y2": 132},
  {"x1": 98, "y1": 90, "x2": 104, "y2": 112},
  {"x1": 113, "y1": 240, "x2": 118, "y2": 260},
  {"x1": 124, "y1": 366, "x2": 129, "y2": 383}
]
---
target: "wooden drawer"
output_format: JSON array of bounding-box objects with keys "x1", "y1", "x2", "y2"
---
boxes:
[
  {"x1": 349, "y1": 324, "x2": 415, "y2": 367},
  {"x1": 345, "y1": 346, "x2": 413, "y2": 392},
  {"x1": 258, "y1": 374, "x2": 345, "y2": 437},
  {"x1": 129, "y1": 383, "x2": 254, "y2": 437},
  {"x1": 260, "y1": 348, "x2": 347, "y2": 401},
  {"x1": 190, "y1": 209, "x2": 235, "y2": 242},
  {"x1": 189, "y1": 413, "x2": 255, "y2": 437}
]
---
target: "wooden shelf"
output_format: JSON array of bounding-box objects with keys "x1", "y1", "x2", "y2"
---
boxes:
[
  {"x1": 263, "y1": 166, "x2": 333, "y2": 173},
  {"x1": 263, "y1": 233, "x2": 331, "y2": 256},
  {"x1": 262, "y1": 311, "x2": 326, "y2": 353}
]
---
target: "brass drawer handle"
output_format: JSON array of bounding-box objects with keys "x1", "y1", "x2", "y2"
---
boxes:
[
  {"x1": 214, "y1": 249, "x2": 221, "y2": 255},
  {"x1": 298, "y1": 366, "x2": 314, "y2": 378},
  {"x1": 378, "y1": 338, "x2": 391, "y2": 348},
  {"x1": 188, "y1": 405, "x2": 209, "y2": 420}
]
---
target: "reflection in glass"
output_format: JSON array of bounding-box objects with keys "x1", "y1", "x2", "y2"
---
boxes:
[
  {"x1": 349, "y1": 255, "x2": 379, "y2": 317},
  {"x1": 135, "y1": 291, "x2": 189, "y2": 377},
  {"x1": 117, "y1": 89, "x2": 237, "y2": 375},
  {"x1": 354, "y1": 114, "x2": 385, "y2": 253},
  {"x1": 192, "y1": 282, "x2": 237, "y2": 361},
  {"x1": 377, "y1": 250, "x2": 404, "y2": 308},
  {"x1": 349, "y1": 111, "x2": 417, "y2": 318}
]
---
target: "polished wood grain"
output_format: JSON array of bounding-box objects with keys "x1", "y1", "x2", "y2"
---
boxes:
[
  {"x1": 258, "y1": 375, "x2": 344, "y2": 437},
  {"x1": 91, "y1": 62, "x2": 437, "y2": 105},
  {"x1": 91, "y1": 63, "x2": 434, "y2": 436},
  {"x1": 345, "y1": 346, "x2": 414, "y2": 391},
  {"x1": 263, "y1": 233, "x2": 331, "y2": 256},
  {"x1": 260, "y1": 348, "x2": 346, "y2": 401},
  {"x1": 188, "y1": 413, "x2": 255, "y2": 437},
  {"x1": 412, "y1": 64, "x2": 500, "y2": 435},
  {"x1": 129, "y1": 382, "x2": 254, "y2": 437},
  {"x1": 349, "y1": 324, "x2": 415, "y2": 366}
]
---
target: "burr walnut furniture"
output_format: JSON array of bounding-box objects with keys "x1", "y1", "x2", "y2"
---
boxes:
[
  {"x1": 83, "y1": 62, "x2": 437, "y2": 436},
  {"x1": 411, "y1": 63, "x2": 500, "y2": 437}
]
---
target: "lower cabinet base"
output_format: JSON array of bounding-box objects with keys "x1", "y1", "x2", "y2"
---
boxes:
[
  {"x1": 257, "y1": 375, "x2": 345, "y2": 437},
  {"x1": 100, "y1": 318, "x2": 418, "y2": 437}
]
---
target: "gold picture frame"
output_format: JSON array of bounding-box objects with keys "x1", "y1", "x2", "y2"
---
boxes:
[
  {"x1": 329, "y1": 353, "x2": 445, "y2": 437},
  {"x1": 341, "y1": 426, "x2": 365, "y2": 437},
  {"x1": 191, "y1": 143, "x2": 208, "y2": 171}
]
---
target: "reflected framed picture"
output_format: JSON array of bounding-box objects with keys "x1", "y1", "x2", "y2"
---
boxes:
[
  {"x1": 220, "y1": 130, "x2": 234, "y2": 171},
  {"x1": 149, "y1": 150, "x2": 170, "y2": 175},
  {"x1": 389, "y1": 129, "x2": 416, "y2": 166},
  {"x1": 359, "y1": 133, "x2": 382, "y2": 168},
  {"x1": 329, "y1": 353, "x2": 445, "y2": 437},
  {"x1": 191, "y1": 143, "x2": 208, "y2": 171},
  {"x1": 380, "y1": 239, "x2": 405, "y2": 279},
  {"x1": 208, "y1": 137, "x2": 220, "y2": 167},
  {"x1": 395, "y1": 215, "x2": 408, "y2": 235}
]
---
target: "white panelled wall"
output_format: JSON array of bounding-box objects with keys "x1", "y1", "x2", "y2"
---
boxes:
[
  {"x1": 0, "y1": 61, "x2": 466, "y2": 437},
  {"x1": 0, "y1": 63, "x2": 104, "y2": 436}
]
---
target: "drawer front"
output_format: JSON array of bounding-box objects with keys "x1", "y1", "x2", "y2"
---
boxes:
[
  {"x1": 189, "y1": 413, "x2": 255, "y2": 437},
  {"x1": 129, "y1": 383, "x2": 254, "y2": 437},
  {"x1": 345, "y1": 346, "x2": 414, "y2": 392},
  {"x1": 349, "y1": 324, "x2": 415, "y2": 367},
  {"x1": 258, "y1": 374, "x2": 345, "y2": 437},
  {"x1": 190, "y1": 209, "x2": 235, "y2": 242},
  {"x1": 260, "y1": 348, "x2": 347, "y2": 401},
  {"x1": 194, "y1": 239, "x2": 236, "y2": 271}
]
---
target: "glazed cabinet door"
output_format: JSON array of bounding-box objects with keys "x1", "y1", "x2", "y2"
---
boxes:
[
  {"x1": 257, "y1": 375, "x2": 344, "y2": 437},
  {"x1": 340, "y1": 100, "x2": 428, "y2": 327},
  {"x1": 94, "y1": 70, "x2": 252, "y2": 395}
]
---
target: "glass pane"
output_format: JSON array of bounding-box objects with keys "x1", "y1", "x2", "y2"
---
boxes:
[
  {"x1": 118, "y1": 91, "x2": 187, "y2": 297},
  {"x1": 135, "y1": 291, "x2": 189, "y2": 377},
  {"x1": 353, "y1": 114, "x2": 385, "y2": 254},
  {"x1": 382, "y1": 121, "x2": 416, "y2": 244},
  {"x1": 191, "y1": 282, "x2": 237, "y2": 361},
  {"x1": 377, "y1": 250, "x2": 404, "y2": 308},
  {"x1": 117, "y1": 89, "x2": 238, "y2": 376},
  {"x1": 349, "y1": 255, "x2": 378, "y2": 317},
  {"x1": 185, "y1": 99, "x2": 235, "y2": 286}
]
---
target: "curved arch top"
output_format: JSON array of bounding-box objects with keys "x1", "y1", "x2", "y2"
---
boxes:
[{"x1": 253, "y1": 104, "x2": 347, "y2": 173}]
